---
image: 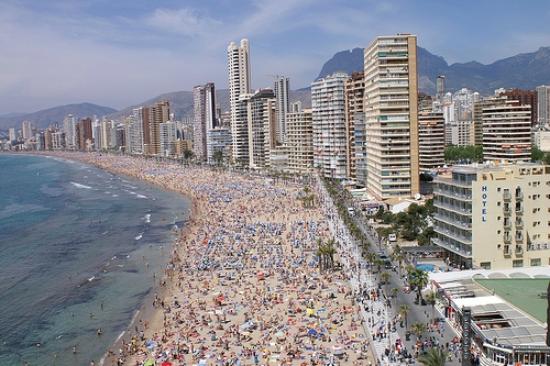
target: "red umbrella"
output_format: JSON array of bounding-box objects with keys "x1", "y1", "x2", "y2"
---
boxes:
[{"x1": 161, "y1": 362, "x2": 172, "y2": 366}]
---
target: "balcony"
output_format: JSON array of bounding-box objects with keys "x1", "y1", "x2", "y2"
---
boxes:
[
  {"x1": 516, "y1": 232, "x2": 524, "y2": 243},
  {"x1": 515, "y1": 245, "x2": 523, "y2": 255},
  {"x1": 503, "y1": 207, "x2": 512, "y2": 216},
  {"x1": 503, "y1": 245, "x2": 511, "y2": 256},
  {"x1": 503, "y1": 233, "x2": 512, "y2": 243},
  {"x1": 516, "y1": 191, "x2": 523, "y2": 200},
  {"x1": 432, "y1": 237, "x2": 472, "y2": 258},
  {"x1": 515, "y1": 220, "x2": 523, "y2": 229},
  {"x1": 515, "y1": 205, "x2": 523, "y2": 214},
  {"x1": 434, "y1": 214, "x2": 472, "y2": 230},
  {"x1": 503, "y1": 220, "x2": 512, "y2": 229},
  {"x1": 503, "y1": 191, "x2": 512, "y2": 201}
]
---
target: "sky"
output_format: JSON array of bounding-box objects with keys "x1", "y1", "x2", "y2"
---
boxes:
[{"x1": 1, "y1": 0, "x2": 550, "y2": 114}]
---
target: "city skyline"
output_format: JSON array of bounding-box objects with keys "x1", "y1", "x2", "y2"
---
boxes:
[{"x1": 2, "y1": 0, "x2": 550, "y2": 114}]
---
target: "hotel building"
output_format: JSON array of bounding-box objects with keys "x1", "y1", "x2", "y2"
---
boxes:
[
  {"x1": 286, "y1": 102, "x2": 314, "y2": 175},
  {"x1": 344, "y1": 71, "x2": 365, "y2": 183},
  {"x1": 432, "y1": 163, "x2": 550, "y2": 270},
  {"x1": 364, "y1": 34, "x2": 419, "y2": 199}
]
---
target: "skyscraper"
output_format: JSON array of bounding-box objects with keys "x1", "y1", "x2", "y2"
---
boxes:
[
  {"x1": 418, "y1": 111, "x2": 445, "y2": 171},
  {"x1": 227, "y1": 39, "x2": 251, "y2": 165},
  {"x1": 8, "y1": 128, "x2": 16, "y2": 142},
  {"x1": 193, "y1": 82, "x2": 216, "y2": 161},
  {"x1": 498, "y1": 88, "x2": 537, "y2": 125},
  {"x1": 536, "y1": 85, "x2": 550, "y2": 126},
  {"x1": 247, "y1": 89, "x2": 276, "y2": 169},
  {"x1": 344, "y1": 71, "x2": 365, "y2": 183},
  {"x1": 286, "y1": 102, "x2": 314, "y2": 175},
  {"x1": 364, "y1": 34, "x2": 419, "y2": 199},
  {"x1": 160, "y1": 121, "x2": 177, "y2": 156},
  {"x1": 22, "y1": 121, "x2": 33, "y2": 140},
  {"x1": 436, "y1": 75, "x2": 446, "y2": 101},
  {"x1": 149, "y1": 101, "x2": 170, "y2": 155},
  {"x1": 274, "y1": 75, "x2": 289, "y2": 144},
  {"x1": 77, "y1": 118, "x2": 93, "y2": 151},
  {"x1": 311, "y1": 72, "x2": 348, "y2": 179},
  {"x1": 63, "y1": 114, "x2": 76, "y2": 149}
]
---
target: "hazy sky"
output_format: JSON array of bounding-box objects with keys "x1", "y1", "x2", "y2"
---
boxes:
[{"x1": 2, "y1": 0, "x2": 550, "y2": 113}]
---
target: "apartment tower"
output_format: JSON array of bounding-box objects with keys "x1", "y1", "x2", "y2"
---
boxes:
[
  {"x1": 274, "y1": 75, "x2": 290, "y2": 144},
  {"x1": 227, "y1": 39, "x2": 251, "y2": 165},
  {"x1": 286, "y1": 102, "x2": 314, "y2": 174},
  {"x1": 193, "y1": 82, "x2": 216, "y2": 161},
  {"x1": 344, "y1": 71, "x2": 365, "y2": 183},
  {"x1": 364, "y1": 34, "x2": 419, "y2": 199},
  {"x1": 418, "y1": 111, "x2": 445, "y2": 171}
]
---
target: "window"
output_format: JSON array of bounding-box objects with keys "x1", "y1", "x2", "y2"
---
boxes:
[
  {"x1": 480, "y1": 262, "x2": 491, "y2": 269},
  {"x1": 497, "y1": 202, "x2": 501, "y2": 206},
  {"x1": 512, "y1": 260, "x2": 523, "y2": 268},
  {"x1": 497, "y1": 188, "x2": 501, "y2": 192},
  {"x1": 530, "y1": 258, "x2": 541, "y2": 266}
]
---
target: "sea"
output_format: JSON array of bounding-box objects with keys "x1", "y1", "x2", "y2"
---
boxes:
[{"x1": 0, "y1": 154, "x2": 190, "y2": 365}]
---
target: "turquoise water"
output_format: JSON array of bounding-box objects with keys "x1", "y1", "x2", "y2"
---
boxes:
[
  {"x1": 416, "y1": 263, "x2": 436, "y2": 272},
  {"x1": 0, "y1": 154, "x2": 189, "y2": 365}
]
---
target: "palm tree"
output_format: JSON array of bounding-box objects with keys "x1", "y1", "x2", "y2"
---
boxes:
[
  {"x1": 366, "y1": 252, "x2": 377, "y2": 266},
  {"x1": 410, "y1": 322, "x2": 426, "y2": 342},
  {"x1": 418, "y1": 348, "x2": 448, "y2": 366},
  {"x1": 391, "y1": 287, "x2": 400, "y2": 307},
  {"x1": 183, "y1": 149, "x2": 194, "y2": 165},
  {"x1": 325, "y1": 238, "x2": 336, "y2": 269},
  {"x1": 425, "y1": 291, "x2": 437, "y2": 320},
  {"x1": 212, "y1": 150, "x2": 224, "y2": 167},
  {"x1": 380, "y1": 271, "x2": 391, "y2": 286},
  {"x1": 409, "y1": 268, "x2": 430, "y2": 303},
  {"x1": 399, "y1": 304, "x2": 410, "y2": 329}
]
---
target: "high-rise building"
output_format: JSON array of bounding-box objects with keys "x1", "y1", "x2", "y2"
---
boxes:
[
  {"x1": 63, "y1": 114, "x2": 77, "y2": 149},
  {"x1": 22, "y1": 121, "x2": 33, "y2": 140},
  {"x1": 159, "y1": 121, "x2": 177, "y2": 156},
  {"x1": 536, "y1": 85, "x2": 550, "y2": 126},
  {"x1": 436, "y1": 75, "x2": 446, "y2": 101},
  {"x1": 51, "y1": 131, "x2": 65, "y2": 150},
  {"x1": 8, "y1": 128, "x2": 16, "y2": 142},
  {"x1": 311, "y1": 73, "x2": 348, "y2": 179},
  {"x1": 364, "y1": 34, "x2": 419, "y2": 199},
  {"x1": 100, "y1": 118, "x2": 111, "y2": 150},
  {"x1": 472, "y1": 96, "x2": 507, "y2": 147},
  {"x1": 247, "y1": 89, "x2": 276, "y2": 169},
  {"x1": 418, "y1": 111, "x2": 445, "y2": 171},
  {"x1": 228, "y1": 39, "x2": 251, "y2": 165},
  {"x1": 127, "y1": 108, "x2": 144, "y2": 154},
  {"x1": 274, "y1": 75, "x2": 289, "y2": 144},
  {"x1": 193, "y1": 83, "x2": 216, "y2": 161},
  {"x1": 498, "y1": 88, "x2": 537, "y2": 125},
  {"x1": 354, "y1": 114, "x2": 368, "y2": 186},
  {"x1": 148, "y1": 101, "x2": 170, "y2": 155},
  {"x1": 232, "y1": 93, "x2": 252, "y2": 165},
  {"x1": 286, "y1": 102, "x2": 313, "y2": 175},
  {"x1": 445, "y1": 121, "x2": 473, "y2": 146},
  {"x1": 432, "y1": 163, "x2": 550, "y2": 269},
  {"x1": 344, "y1": 71, "x2": 365, "y2": 182},
  {"x1": 482, "y1": 100, "x2": 531, "y2": 162},
  {"x1": 77, "y1": 118, "x2": 93, "y2": 151}
]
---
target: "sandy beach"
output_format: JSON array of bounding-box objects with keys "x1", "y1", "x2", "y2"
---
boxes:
[{"x1": 50, "y1": 152, "x2": 373, "y2": 366}]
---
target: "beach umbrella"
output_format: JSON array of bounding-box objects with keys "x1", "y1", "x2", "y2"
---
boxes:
[
  {"x1": 161, "y1": 362, "x2": 172, "y2": 366},
  {"x1": 143, "y1": 358, "x2": 155, "y2": 366},
  {"x1": 307, "y1": 328, "x2": 318, "y2": 337}
]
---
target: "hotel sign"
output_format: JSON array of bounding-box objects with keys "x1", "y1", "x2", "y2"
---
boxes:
[
  {"x1": 462, "y1": 307, "x2": 472, "y2": 366},
  {"x1": 481, "y1": 185, "x2": 488, "y2": 223}
]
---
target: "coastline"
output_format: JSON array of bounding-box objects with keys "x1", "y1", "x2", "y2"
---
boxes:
[{"x1": 34, "y1": 152, "x2": 198, "y2": 365}]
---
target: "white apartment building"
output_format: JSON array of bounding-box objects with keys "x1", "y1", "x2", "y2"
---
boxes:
[
  {"x1": 536, "y1": 85, "x2": 550, "y2": 126},
  {"x1": 345, "y1": 71, "x2": 365, "y2": 182},
  {"x1": 247, "y1": 89, "x2": 276, "y2": 169},
  {"x1": 207, "y1": 127, "x2": 232, "y2": 164},
  {"x1": 127, "y1": 108, "x2": 144, "y2": 154},
  {"x1": 364, "y1": 34, "x2": 420, "y2": 199},
  {"x1": 227, "y1": 39, "x2": 251, "y2": 165},
  {"x1": 311, "y1": 73, "x2": 348, "y2": 179},
  {"x1": 286, "y1": 102, "x2": 313, "y2": 175},
  {"x1": 418, "y1": 110, "x2": 445, "y2": 171},
  {"x1": 193, "y1": 82, "x2": 216, "y2": 161},
  {"x1": 482, "y1": 101, "x2": 531, "y2": 162},
  {"x1": 159, "y1": 121, "x2": 177, "y2": 157},
  {"x1": 274, "y1": 75, "x2": 289, "y2": 144}
]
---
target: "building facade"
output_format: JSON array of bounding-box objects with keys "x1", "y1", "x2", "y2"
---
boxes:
[
  {"x1": 247, "y1": 89, "x2": 276, "y2": 169},
  {"x1": 311, "y1": 73, "x2": 348, "y2": 179},
  {"x1": 228, "y1": 39, "x2": 251, "y2": 166},
  {"x1": 364, "y1": 34, "x2": 420, "y2": 199},
  {"x1": 159, "y1": 121, "x2": 177, "y2": 156},
  {"x1": 344, "y1": 71, "x2": 365, "y2": 183},
  {"x1": 286, "y1": 102, "x2": 313, "y2": 175},
  {"x1": 499, "y1": 88, "x2": 537, "y2": 125},
  {"x1": 536, "y1": 85, "x2": 550, "y2": 126},
  {"x1": 274, "y1": 75, "x2": 289, "y2": 144},
  {"x1": 193, "y1": 83, "x2": 216, "y2": 161},
  {"x1": 482, "y1": 101, "x2": 531, "y2": 162},
  {"x1": 433, "y1": 164, "x2": 550, "y2": 270},
  {"x1": 418, "y1": 111, "x2": 445, "y2": 171},
  {"x1": 207, "y1": 127, "x2": 232, "y2": 164}
]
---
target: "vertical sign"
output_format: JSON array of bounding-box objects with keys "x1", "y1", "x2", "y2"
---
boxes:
[
  {"x1": 481, "y1": 186, "x2": 488, "y2": 223},
  {"x1": 462, "y1": 307, "x2": 472, "y2": 366}
]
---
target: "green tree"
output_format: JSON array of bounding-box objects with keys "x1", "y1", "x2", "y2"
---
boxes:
[
  {"x1": 399, "y1": 304, "x2": 410, "y2": 328},
  {"x1": 532, "y1": 145, "x2": 545, "y2": 162},
  {"x1": 183, "y1": 149, "x2": 194, "y2": 165},
  {"x1": 410, "y1": 322, "x2": 426, "y2": 341},
  {"x1": 212, "y1": 150, "x2": 224, "y2": 166},
  {"x1": 417, "y1": 227, "x2": 435, "y2": 246},
  {"x1": 425, "y1": 291, "x2": 438, "y2": 319},
  {"x1": 418, "y1": 348, "x2": 448, "y2": 366},
  {"x1": 380, "y1": 271, "x2": 391, "y2": 285},
  {"x1": 444, "y1": 145, "x2": 483, "y2": 163},
  {"x1": 409, "y1": 268, "x2": 430, "y2": 303}
]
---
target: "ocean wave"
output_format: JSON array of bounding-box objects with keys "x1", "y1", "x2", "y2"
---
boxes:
[{"x1": 70, "y1": 182, "x2": 93, "y2": 190}]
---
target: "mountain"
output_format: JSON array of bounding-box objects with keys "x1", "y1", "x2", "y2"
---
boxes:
[
  {"x1": 0, "y1": 103, "x2": 116, "y2": 130},
  {"x1": 317, "y1": 46, "x2": 550, "y2": 95},
  {"x1": 107, "y1": 88, "x2": 311, "y2": 120}
]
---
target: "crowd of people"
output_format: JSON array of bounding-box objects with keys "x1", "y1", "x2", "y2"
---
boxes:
[{"x1": 65, "y1": 153, "x2": 375, "y2": 366}]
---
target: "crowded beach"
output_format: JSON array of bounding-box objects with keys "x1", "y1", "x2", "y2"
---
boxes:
[{"x1": 58, "y1": 153, "x2": 375, "y2": 366}]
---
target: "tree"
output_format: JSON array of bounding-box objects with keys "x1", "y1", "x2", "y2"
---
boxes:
[
  {"x1": 409, "y1": 268, "x2": 430, "y2": 303},
  {"x1": 532, "y1": 145, "x2": 545, "y2": 162},
  {"x1": 425, "y1": 291, "x2": 438, "y2": 320},
  {"x1": 399, "y1": 304, "x2": 410, "y2": 328},
  {"x1": 391, "y1": 287, "x2": 400, "y2": 307},
  {"x1": 183, "y1": 149, "x2": 194, "y2": 165},
  {"x1": 410, "y1": 322, "x2": 426, "y2": 341},
  {"x1": 212, "y1": 150, "x2": 224, "y2": 166},
  {"x1": 418, "y1": 348, "x2": 448, "y2": 366},
  {"x1": 417, "y1": 227, "x2": 435, "y2": 246},
  {"x1": 380, "y1": 271, "x2": 391, "y2": 285},
  {"x1": 444, "y1": 145, "x2": 483, "y2": 164}
]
